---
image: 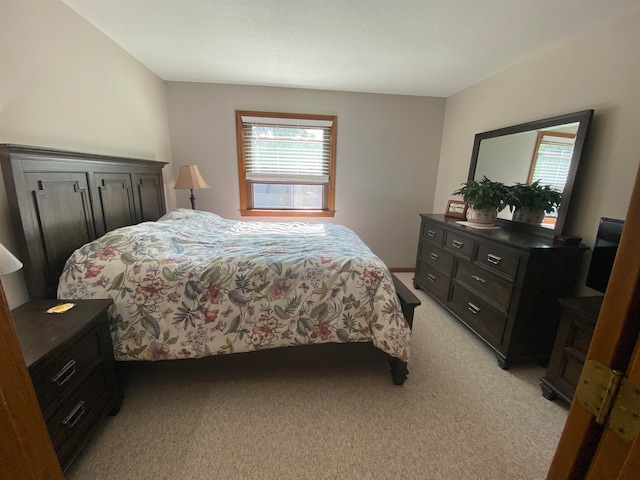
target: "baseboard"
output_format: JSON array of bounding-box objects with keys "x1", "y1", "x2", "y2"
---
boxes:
[{"x1": 389, "y1": 267, "x2": 415, "y2": 273}]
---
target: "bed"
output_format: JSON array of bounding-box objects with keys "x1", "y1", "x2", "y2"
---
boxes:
[
  {"x1": 58, "y1": 208, "x2": 411, "y2": 365},
  {"x1": 1, "y1": 144, "x2": 418, "y2": 384}
]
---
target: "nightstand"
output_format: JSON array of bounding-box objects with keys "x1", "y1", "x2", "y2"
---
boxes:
[
  {"x1": 540, "y1": 295, "x2": 603, "y2": 403},
  {"x1": 11, "y1": 298, "x2": 123, "y2": 473}
]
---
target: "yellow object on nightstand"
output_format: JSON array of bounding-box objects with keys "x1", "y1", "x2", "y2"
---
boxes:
[{"x1": 46, "y1": 303, "x2": 76, "y2": 314}]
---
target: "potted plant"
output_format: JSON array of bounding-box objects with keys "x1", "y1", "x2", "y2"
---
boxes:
[
  {"x1": 508, "y1": 180, "x2": 562, "y2": 225},
  {"x1": 452, "y1": 176, "x2": 514, "y2": 225}
]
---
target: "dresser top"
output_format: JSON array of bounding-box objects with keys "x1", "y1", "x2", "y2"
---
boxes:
[
  {"x1": 11, "y1": 299, "x2": 113, "y2": 368},
  {"x1": 420, "y1": 214, "x2": 585, "y2": 250}
]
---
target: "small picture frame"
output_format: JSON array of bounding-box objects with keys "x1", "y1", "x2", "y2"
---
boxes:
[{"x1": 445, "y1": 200, "x2": 468, "y2": 219}]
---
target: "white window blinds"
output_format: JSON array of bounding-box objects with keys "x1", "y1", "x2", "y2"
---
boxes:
[
  {"x1": 241, "y1": 115, "x2": 333, "y2": 183},
  {"x1": 531, "y1": 133, "x2": 576, "y2": 191}
]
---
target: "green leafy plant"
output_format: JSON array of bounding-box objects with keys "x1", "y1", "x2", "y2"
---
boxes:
[
  {"x1": 508, "y1": 180, "x2": 562, "y2": 214},
  {"x1": 452, "y1": 176, "x2": 513, "y2": 211}
]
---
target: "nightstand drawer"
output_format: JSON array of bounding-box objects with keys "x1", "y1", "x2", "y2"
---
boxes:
[
  {"x1": 557, "y1": 353, "x2": 585, "y2": 388},
  {"x1": 47, "y1": 360, "x2": 117, "y2": 467},
  {"x1": 32, "y1": 324, "x2": 104, "y2": 415},
  {"x1": 565, "y1": 312, "x2": 595, "y2": 357},
  {"x1": 46, "y1": 360, "x2": 108, "y2": 446}
]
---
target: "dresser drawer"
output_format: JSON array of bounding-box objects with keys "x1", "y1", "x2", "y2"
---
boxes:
[
  {"x1": 420, "y1": 222, "x2": 444, "y2": 246},
  {"x1": 455, "y1": 260, "x2": 513, "y2": 311},
  {"x1": 451, "y1": 284, "x2": 507, "y2": 346},
  {"x1": 31, "y1": 322, "x2": 105, "y2": 416},
  {"x1": 475, "y1": 243, "x2": 520, "y2": 280},
  {"x1": 419, "y1": 241, "x2": 454, "y2": 275},
  {"x1": 415, "y1": 260, "x2": 451, "y2": 302},
  {"x1": 443, "y1": 231, "x2": 475, "y2": 260}
]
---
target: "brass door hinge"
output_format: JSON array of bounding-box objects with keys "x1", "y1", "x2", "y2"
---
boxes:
[{"x1": 575, "y1": 360, "x2": 640, "y2": 441}]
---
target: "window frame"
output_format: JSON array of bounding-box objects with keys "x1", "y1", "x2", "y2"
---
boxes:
[{"x1": 236, "y1": 110, "x2": 337, "y2": 217}]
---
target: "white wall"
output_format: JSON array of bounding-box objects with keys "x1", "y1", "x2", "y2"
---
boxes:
[
  {"x1": 0, "y1": 0, "x2": 174, "y2": 309},
  {"x1": 435, "y1": 10, "x2": 640, "y2": 292},
  {"x1": 165, "y1": 82, "x2": 445, "y2": 269},
  {"x1": 4, "y1": 1, "x2": 635, "y2": 308}
]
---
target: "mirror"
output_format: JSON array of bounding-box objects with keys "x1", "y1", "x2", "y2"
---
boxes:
[{"x1": 468, "y1": 109, "x2": 593, "y2": 238}]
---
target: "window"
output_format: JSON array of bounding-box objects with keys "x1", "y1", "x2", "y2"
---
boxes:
[
  {"x1": 236, "y1": 111, "x2": 337, "y2": 216},
  {"x1": 528, "y1": 131, "x2": 576, "y2": 191}
]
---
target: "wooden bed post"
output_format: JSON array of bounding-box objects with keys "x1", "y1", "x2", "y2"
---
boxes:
[{"x1": 390, "y1": 275, "x2": 421, "y2": 385}]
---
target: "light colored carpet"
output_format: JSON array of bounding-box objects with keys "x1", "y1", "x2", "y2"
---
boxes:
[{"x1": 66, "y1": 273, "x2": 568, "y2": 479}]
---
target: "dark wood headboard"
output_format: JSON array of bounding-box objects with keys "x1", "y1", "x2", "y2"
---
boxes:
[{"x1": 1, "y1": 144, "x2": 167, "y2": 300}]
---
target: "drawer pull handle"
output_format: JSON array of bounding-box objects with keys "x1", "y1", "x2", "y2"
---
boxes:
[
  {"x1": 487, "y1": 253, "x2": 502, "y2": 265},
  {"x1": 52, "y1": 359, "x2": 77, "y2": 387},
  {"x1": 62, "y1": 400, "x2": 86, "y2": 429},
  {"x1": 471, "y1": 274, "x2": 486, "y2": 284},
  {"x1": 430, "y1": 253, "x2": 439, "y2": 261},
  {"x1": 467, "y1": 302, "x2": 481, "y2": 314},
  {"x1": 427, "y1": 273, "x2": 436, "y2": 282},
  {"x1": 452, "y1": 240, "x2": 464, "y2": 249},
  {"x1": 427, "y1": 230, "x2": 436, "y2": 238}
]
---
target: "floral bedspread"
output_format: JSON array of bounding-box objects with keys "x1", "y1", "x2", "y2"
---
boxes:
[{"x1": 58, "y1": 209, "x2": 410, "y2": 362}]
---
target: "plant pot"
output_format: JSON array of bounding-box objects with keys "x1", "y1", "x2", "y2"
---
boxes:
[
  {"x1": 466, "y1": 206, "x2": 498, "y2": 225},
  {"x1": 512, "y1": 207, "x2": 545, "y2": 225}
]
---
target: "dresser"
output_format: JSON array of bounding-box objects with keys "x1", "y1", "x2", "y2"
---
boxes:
[
  {"x1": 540, "y1": 295, "x2": 602, "y2": 403},
  {"x1": 11, "y1": 299, "x2": 122, "y2": 473},
  {"x1": 414, "y1": 214, "x2": 587, "y2": 369}
]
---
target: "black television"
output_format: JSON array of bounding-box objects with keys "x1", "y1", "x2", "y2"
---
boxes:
[{"x1": 586, "y1": 217, "x2": 625, "y2": 294}]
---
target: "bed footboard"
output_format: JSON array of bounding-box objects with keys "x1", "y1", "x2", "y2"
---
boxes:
[{"x1": 390, "y1": 274, "x2": 421, "y2": 385}]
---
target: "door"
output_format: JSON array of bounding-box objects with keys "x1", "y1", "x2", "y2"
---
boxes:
[{"x1": 547, "y1": 163, "x2": 640, "y2": 479}]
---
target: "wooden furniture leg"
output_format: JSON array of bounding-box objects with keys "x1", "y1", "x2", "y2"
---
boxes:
[{"x1": 390, "y1": 275, "x2": 421, "y2": 385}]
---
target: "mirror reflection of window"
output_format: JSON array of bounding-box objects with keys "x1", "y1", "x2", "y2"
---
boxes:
[
  {"x1": 528, "y1": 131, "x2": 577, "y2": 192},
  {"x1": 527, "y1": 131, "x2": 576, "y2": 227}
]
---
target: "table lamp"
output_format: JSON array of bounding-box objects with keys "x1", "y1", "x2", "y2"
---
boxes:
[
  {"x1": 0, "y1": 242, "x2": 23, "y2": 277},
  {"x1": 173, "y1": 165, "x2": 210, "y2": 210}
]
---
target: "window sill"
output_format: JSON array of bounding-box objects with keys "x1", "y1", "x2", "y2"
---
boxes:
[{"x1": 240, "y1": 209, "x2": 335, "y2": 218}]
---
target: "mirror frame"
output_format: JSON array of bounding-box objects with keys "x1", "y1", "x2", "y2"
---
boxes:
[{"x1": 467, "y1": 109, "x2": 594, "y2": 238}]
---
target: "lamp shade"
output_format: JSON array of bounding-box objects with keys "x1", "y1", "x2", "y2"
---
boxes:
[
  {"x1": 0, "y1": 242, "x2": 23, "y2": 276},
  {"x1": 173, "y1": 165, "x2": 210, "y2": 190}
]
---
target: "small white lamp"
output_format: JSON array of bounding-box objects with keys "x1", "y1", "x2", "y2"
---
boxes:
[
  {"x1": 0, "y1": 242, "x2": 23, "y2": 276},
  {"x1": 173, "y1": 165, "x2": 210, "y2": 210}
]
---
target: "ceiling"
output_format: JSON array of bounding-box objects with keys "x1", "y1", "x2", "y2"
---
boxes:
[{"x1": 62, "y1": 0, "x2": 640, "y2": 97}]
